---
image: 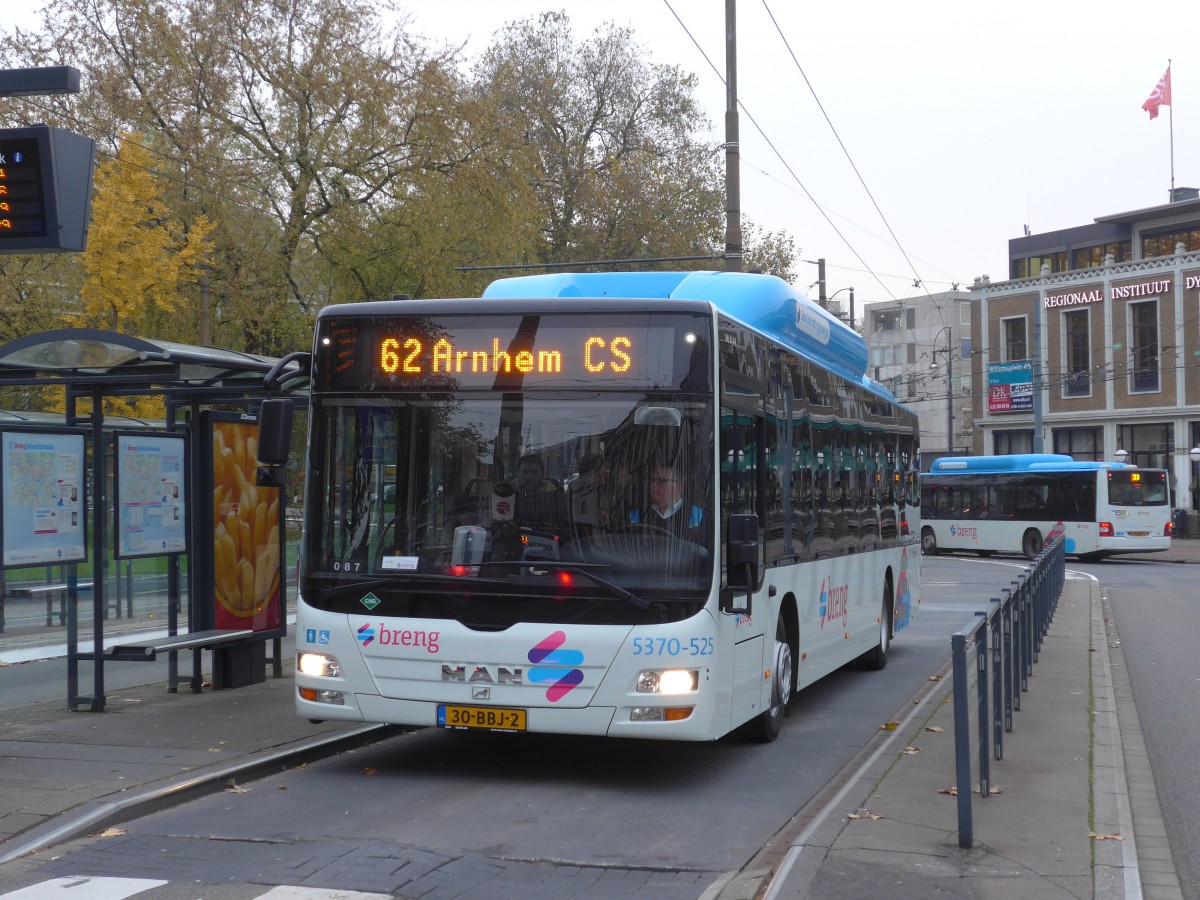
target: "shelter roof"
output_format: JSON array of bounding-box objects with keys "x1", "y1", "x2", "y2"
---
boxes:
[{"x1": 0, "y1": 328, "x2": 305, "y2": 396}]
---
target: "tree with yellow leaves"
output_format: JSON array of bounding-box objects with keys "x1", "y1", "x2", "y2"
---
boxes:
[{"x1": 72, "y1": 135, "x2": 214, "y2": 336}]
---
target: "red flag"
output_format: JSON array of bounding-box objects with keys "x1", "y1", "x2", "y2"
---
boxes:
[{"x1": 1142, "y1": 67, "x2": 1172, "y2": 119}]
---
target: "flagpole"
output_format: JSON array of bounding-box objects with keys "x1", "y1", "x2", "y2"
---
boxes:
[{"x1": 1168, "y1": 59, "x2": 1175, "y2": 196}]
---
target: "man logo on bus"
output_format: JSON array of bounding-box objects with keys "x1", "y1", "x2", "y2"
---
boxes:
[
  {"x1": 357, "y1": 623, "x2": 376, "y2": 646},
  {"x1": 527, "y1": 631, "x2": 584, "y2": 702},
  {"x1": 819, "y1": 577, "x2": 849, "y2": 629}
]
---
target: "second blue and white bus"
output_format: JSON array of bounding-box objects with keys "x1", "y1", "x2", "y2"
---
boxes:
[
  {"x1": 921, "y1": 453, "x2": 1172, "y2": 561},
  {"x1": 282, "y1": 270, "x2": 922, "y2": 742}
]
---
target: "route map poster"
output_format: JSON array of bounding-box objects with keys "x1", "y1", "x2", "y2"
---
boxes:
[
  {"x1": 0, "y1": 429, "x2": 86, "y2": 567},
  {"x1": 114, "y1": 432, "x2": 187, "y2": 559}
]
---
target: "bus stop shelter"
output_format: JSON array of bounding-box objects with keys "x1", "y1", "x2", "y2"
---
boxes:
[{"x1": 0, "y1": 328, "x2": 308, "y2": 710}]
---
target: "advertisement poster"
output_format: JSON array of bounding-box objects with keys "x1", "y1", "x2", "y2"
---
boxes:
[
  {"x1": 987, "y1": 361, "x2": 1034, "y2": 413},
  {"x1": 211, "y1": 418, "x2": 282, "y2": 631},
  {"x1": 1, "y1": 429, "x2": 86, "y2": 567},
  {"x1": 114, "y1": 433, "x2": 187, "y2": 558}
]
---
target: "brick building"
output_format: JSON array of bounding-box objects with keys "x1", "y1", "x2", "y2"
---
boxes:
[{"x1": 970, "y1": 189, "x2": 1200, "y2": 511}]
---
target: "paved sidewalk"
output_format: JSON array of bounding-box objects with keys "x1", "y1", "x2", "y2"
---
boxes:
[{"x1": 0, "y1": 541, "x2": 1196, "y2": 897}]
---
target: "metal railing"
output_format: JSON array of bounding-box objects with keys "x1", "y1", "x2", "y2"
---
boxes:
[{"x1": 951, "y1": 536, "x2": 1066, "y2": 847}]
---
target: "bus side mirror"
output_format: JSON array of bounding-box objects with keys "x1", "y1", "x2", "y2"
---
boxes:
[
  {"x1": 726, "y1": 513, "x2": 761, "y2": 590},
  {"x1": 256, "y1": 399, "x2": 294, "y2": 488}
]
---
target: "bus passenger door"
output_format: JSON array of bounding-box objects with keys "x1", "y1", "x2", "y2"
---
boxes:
[{"x1": 719, "y1": 403, "x2": 769, "y2": 726}]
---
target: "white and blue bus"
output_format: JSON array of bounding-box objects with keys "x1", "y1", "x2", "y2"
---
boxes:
[
  {"x1": 921, "y1": 453, "x2": 1172, "y2": 561},
  {"x1": 285, "y1": 271, "x2": 921, "y2": 742}
]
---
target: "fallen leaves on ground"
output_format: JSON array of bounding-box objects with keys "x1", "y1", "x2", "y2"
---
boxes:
[
  {"x1": 880, "y1": 721, "x2": 900, "y2": 731},
  {"x1": 902, "y1": 746, "x2": 921, "y2": 755},
  {"x1": 363, "y1": 767, "x2": 379, "y2": 776},
  {"x1": 939, "y1": 786, "x2": 958, "y2": 796},
  {"x1": 848, "y1": 811, "x2": 883, "y2": 821},
  {"x1": 1090, "y1": 832, "x2": 1125, "y2": 841},
  {"x1": 95, "y1": 827, "x2": 126, "y2": 837},
  {"x1": 925, "y1": 726, "x2": 945, "y2": 733}
]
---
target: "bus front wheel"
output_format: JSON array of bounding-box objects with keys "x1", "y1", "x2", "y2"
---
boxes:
[
  {"x1": 921, "y1": 527, "x2": 939, "y2": 555},
  {"x1": 745, "y1": 616, "x2": 793, "y2": 743},
  {"x1": 1022, "y1": 529, "x2": 1044, "y2": 560}
]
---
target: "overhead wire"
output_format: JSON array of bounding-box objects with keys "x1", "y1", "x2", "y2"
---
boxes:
[{"x1": 659, "y1": 0, "x2": 898, "y2": 302}]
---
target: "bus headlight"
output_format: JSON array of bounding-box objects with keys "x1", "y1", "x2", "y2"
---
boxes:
[
  {"x1": 298, "y1": 652, "x2": 341, "y2": 678},
  {"x1": 636, "y1": 669, "x2": 698, "y2": 694}
]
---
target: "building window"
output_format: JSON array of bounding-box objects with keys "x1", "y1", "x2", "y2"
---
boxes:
[
  {"x1": 959, "y1": 302, "x2": 971, "y2": 326},
  {"x1": 1002, "y1": 317, "x2": 1027, "y2": 361},
  {"x1": 994, "y1": 430, "x2": 1033, "y2": 455},
  {"x1": 1011, "y1": 251, "x2": 1068, "y2": 279},
  {"x1": 1053, "y1": 427, "x2": 1100, "y2": 461},
  {"x1": 1129, "y1": 300, "x2": 1160, "y2": 393},
  {"x1": 1142, "y1": 229, "x2": 1200, "y2": 258},
  {"x1": 870, "y1": 344, "x2": 904, "y2": 366},
  {"x1": 872, "y1": 308, "x2": 905, "y2": 332},
  {"x1": 1071, "y1": 242, "x2": 1132, "y2": 269},
  {"x1": 1117, "y1": 423, "x2": 1173, "y2": 471},
  {"x1": 1063, "y1": 309, "x2": 1091, "y2": 397}
]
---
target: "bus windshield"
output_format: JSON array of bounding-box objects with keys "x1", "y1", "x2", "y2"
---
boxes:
[{"x1": 304, "y1": 391, "x2": 714, "y2": 619}]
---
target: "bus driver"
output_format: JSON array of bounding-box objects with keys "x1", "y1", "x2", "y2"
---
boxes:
[{"x1": 631, "y1": 464, "x2": 704, "y2": 542}]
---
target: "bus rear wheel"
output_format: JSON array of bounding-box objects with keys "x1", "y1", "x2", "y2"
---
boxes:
[
  {"x1": 745, "y1": 616, "x2": 793, "y2": 743},
  {"x1": 921, "y1": 527, "x2": 939, "y2": 555},
  {"x1": 1022, "y1": 529, "x2": 1044, "y2": 560},
  {"x1": 858, "y1": 582, "x2": 892, "y2": 671}
]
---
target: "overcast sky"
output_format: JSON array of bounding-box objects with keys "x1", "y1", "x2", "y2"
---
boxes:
[
  {"x1": 407, "y1": 0, "x2": 1199, "y2": 306},
  {"x1": 8, "y1": 1, "x2": 1198, "y2": 307}
]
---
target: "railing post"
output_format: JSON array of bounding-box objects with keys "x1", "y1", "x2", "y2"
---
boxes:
[
  {"x1": 976, "y1": 615, "x2": 990, "y2": 799},
  {"x1": 1001, "y1": 595, "x2": 1014, "y2": 730},
  {"x1": 952, "y1": 630, "x2": 974, "y2": 848},
  {"x1": 991, "y1": 603, "x2": 1004, "y2": 759}
]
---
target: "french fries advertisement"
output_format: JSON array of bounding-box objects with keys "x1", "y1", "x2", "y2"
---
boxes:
[{"x1": 211, "y1": 420, "x2": 281, "y2": 631}]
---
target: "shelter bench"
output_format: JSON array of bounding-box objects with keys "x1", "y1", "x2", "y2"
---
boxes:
[
  {"x1": 104, "y1": 628, "x2": 266, "y2": 693},
  {"x1": 105, "y1": 628, "x2": 256, "y2": 662}
]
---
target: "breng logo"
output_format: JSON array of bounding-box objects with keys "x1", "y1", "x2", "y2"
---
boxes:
[
  {"x1": 356, "y1": 623, "x2": 376, "y2": 646},
  {"x1": 527, "y1": 631, "x2": 584, "y2": 702},
  {"x1": 819, "y1": 577, "x2": 849, "y2": 630}
]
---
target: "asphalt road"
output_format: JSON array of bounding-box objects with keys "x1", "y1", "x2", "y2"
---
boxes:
[{"x1": 1, "y1": 558, "x2": 995, "y2": 897}]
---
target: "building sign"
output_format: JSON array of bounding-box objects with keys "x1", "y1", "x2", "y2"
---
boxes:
[
  {"x1": 1111, "y1": 278, "x2": 1172, "y2": 299},
  {"x1": 1044, "y1": 286, "x2": 1104, "y2": 309},
  {"x1": 988, "y1": 361, "x2": 1033, "y2": 413}
]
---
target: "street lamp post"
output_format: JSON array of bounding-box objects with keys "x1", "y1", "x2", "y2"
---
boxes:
[
  {"x1": 930, "y1": 326, "x2": 954, "y2": 455},
  {"x1": 828, "y1": 287, "x2": 855, "y2": 329}
]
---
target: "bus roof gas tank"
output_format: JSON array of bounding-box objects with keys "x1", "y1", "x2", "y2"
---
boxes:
[{"x1": 483, "y1": 270, "x2": 869, "y2": 383}]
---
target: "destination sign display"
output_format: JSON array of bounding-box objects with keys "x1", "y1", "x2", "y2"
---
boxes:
[{"x1": 314, "y1": 313, "x2": 709, "y2": 391}]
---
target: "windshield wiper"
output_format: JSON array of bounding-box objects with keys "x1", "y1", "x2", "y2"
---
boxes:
[{"x1": 479, "y1": 560, "x2": 650, "y2": 610}]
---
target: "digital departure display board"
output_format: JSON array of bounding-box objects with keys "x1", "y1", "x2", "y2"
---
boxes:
[
  {"x1": 0, "y1": 126, "x2": 95, "y2": 253},
  {"x1": 0, "y1": 136, "x2": 47, "y2": 239}
]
